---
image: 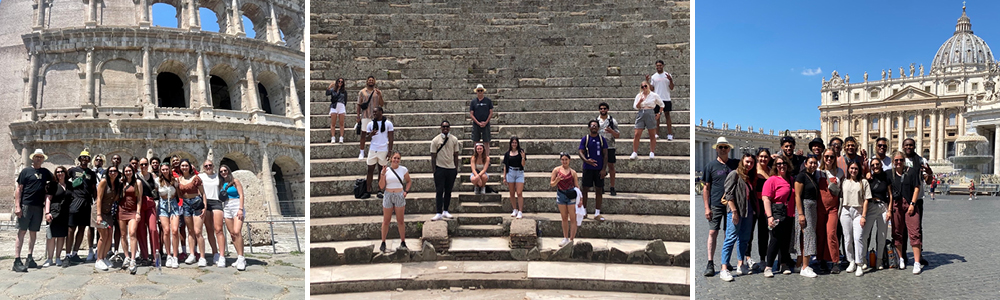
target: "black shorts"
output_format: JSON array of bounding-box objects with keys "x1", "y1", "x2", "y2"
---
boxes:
[
  {"x1": 662, "y1": 101, "x2": 673, "y2": 113},
  {"x1": 17, "y1": 205, "x2": 43, "y2": 232},
  {"x1": 707, "y1": 205, "x2": 726, "y2": 231},
  {"x1": 581, "y1": 169, "x2": 604, "y2": 188},
  {"x1": 68, "y1": 207, "x2": 91, "y2": 228},
  {"x1": 207, "y1": 199, "x2": 225, "y2": 211},
  {"x1": 607, "y1": 149, "x2": 617, "y2": 164}
]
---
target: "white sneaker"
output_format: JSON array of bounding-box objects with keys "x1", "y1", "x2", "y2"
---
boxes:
[
  {"x1": 358, "y1": 150, "x2": 365, "y2": 160},
  {"x1": 629, "y1": 152, "x2": 638, "y2": 160},
  {"x1": 856, "y1": 267, "x2": 865, "y2": 277},
  {"x1": 170, "y1": 256, "x2": 179, "y2": 268},
  {"x1": 898, "y1": 257, "x2": 906, "y2": 270},
  {"x1": 516, "y1": 211, "x2": 523, "y2": 219},
  {"x1": 655, "y1": 134, "x2": 660, "y2": 139},
  {"x1": 95, "y1": 259, "x2": 108, "y2": 271},
  {"x1": 558, "y1": 238, "x2": 570, "y2": 247},
  {"x1": 442, "y1": 211, "x2": 453, "y2": 219},
  {"x1": 846, "y1": 262, "x2": 857, "y2": 273},
  {"x1": 912, "y1": 262, "x2": 923, "y2": 274},
  {"x1": 197, "y1": 257, "x2": 207, "y2": 267},
  {"x1": 720, "y1": 269, "x2": 734, "y2": 282},
  {"x1": 216, "y1": 254, "x2": 226, "y2": 268},
  {"x1": 431, "y1": 214, "x2": 443, "y2": 221},
  {"x1": 122, "y1": 257, "x2": 131, "y2": 270},
  {"x1": 800, "y1": 266, "x2": 817, "y2": 278},
  {"x1": 649, "y1": 152, "x2": 655, "y2": 159},
  {"x1": 763, "y1": 267, "x2": 774, "y2": 278},
  {"x1": 185, "y1": 254, "x2": 196, "y2": 265},
  {"x1": 511, "y1": 210, "x2": 518, "y2": 217},
  {"x1": 339, "y1": 136, "x2": 344, "y2": 143},
  {"x1": 745, "y1": 258, "x2": 757, "y2": 274},
  {"x1": 42, "y1": 259, "x2": 52, "y2": 267},
  {"x1": 234, "y1": 255, "x2": 246, "y2": 271},
  {"x1": 667, "y1": 134, "x2": 673, "y2": 141}
]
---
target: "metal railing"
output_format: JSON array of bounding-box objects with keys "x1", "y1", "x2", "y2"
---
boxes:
[{"x1": 245, "y1": 217, "x2": 305, "y2": 254}]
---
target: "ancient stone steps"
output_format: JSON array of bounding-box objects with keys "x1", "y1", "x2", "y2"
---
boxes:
[
  {"x1": 311, "y1": 172, "x2": 687, "y2": 195},
  {"x1": 310, "y1": 155, "x2": 689, "y2": 177},
  {"x1": 313, "y1": 124, "x2": 690, "y2": 144},
  {"x1": 454, "y1": 225, "x2": 507, "y2": 237},
  {"x1": 311, "y1": 97, "x2": 691, "y2": 114},
  {"x1": 311, "y1": 111, "x2": 690, "y2": 129},
  {"x1": 310, "y1": 139, "x2": 689, "y2": 159}
]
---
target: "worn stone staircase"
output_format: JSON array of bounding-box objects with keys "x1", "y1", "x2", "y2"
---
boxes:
[{"x1": 309, "y1": 0, "x2": 690, "y2": 296}]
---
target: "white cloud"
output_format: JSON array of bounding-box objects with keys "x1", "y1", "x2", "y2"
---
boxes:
[{"x1": 801, "y1": 67, "x2": 822, "y2": 76}]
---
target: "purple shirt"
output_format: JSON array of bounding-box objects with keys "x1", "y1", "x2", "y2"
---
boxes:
[{"x1": 579, "y1": 135, "x2": 608, "y2": 170}]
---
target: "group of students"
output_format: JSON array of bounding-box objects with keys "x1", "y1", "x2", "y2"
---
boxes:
[
  {"x1": 704, "y1": 135, "x2": 933, "y2": 282},
  {"x1": 12, "y1": 149, "x2": 248, "y2": 274}
]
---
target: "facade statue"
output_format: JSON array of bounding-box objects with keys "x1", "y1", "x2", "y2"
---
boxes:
[
  {"x1": 845, "y1": 73, "x2": 850, "y2": 83},
  {"x1": 888, "y1": 68, "x2": 892, "y2": 78},
  {"x1": 920, "y1": 64, "x2": 924, "y2": 76},
  {"x1": 864, "y1": 71, "x2": 868, "y2": 81},
  {"x1": 900, "y1": 67, "x2": 905, "y2": 78}
]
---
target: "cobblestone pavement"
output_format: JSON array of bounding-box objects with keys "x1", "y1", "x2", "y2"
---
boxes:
[
  {"x1": 0, "y1": 231, "x2": 304, "y2": 299},
  {"x1": 695, "y1": 194, "x2": 993, "y2": 299}
]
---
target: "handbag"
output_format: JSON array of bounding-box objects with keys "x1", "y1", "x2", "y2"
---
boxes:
[
  {"x1": 359, "y1": 89, "x2": 374, "y2": 110},
  {"x1": 827, "y1": 175, "x2": 842, "y2": 198},
  {"x1": 770, "y1": 202, "x2": 787, "y2": 222},
  {"x1": 558, "y1": 188, "x2": 577, "y2": 200}
]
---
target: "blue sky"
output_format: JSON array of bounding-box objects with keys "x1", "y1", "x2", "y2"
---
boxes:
[
  {"x1": 696, "y1": 0, "x2": 1000, "y2": 132},
  {"x1": 151, "y1": 4, "x2": 256, "y2": 37}
]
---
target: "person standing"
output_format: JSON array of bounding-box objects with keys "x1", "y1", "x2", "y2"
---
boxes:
[
  {"x1": 550, "y1": 153, "x2": 579, "y2": 247},
  {"x1": 890, "y1": 151, "x2": 925, "y2": 274},
  {"x1": 43, "y1": 166, "x2": 71, "y2": 268},
  {"x1": 361, "y1": 107, "x2": 394, "y2": 198},
  {"x1": 67, "y1": 150, "x2": 98, "y2": 264},
  {"x1": 430, "y1": 121, "x2": 461, "y2": 221},
  {"x1": 378, "y1": 151, "x2": 411, "y2": 253},
  {"x1": 902, "y1": 138, "x2": 934, "y2": 203},
  {"x1": 578, "y1": 120, "x2": 609, "y2": 221},
  {"x1": 470, "y1": 84, "x2": 494, "y2": 159},
  {"x1": 777, "y1": 136, "x2": 805, "y2": 178},
  {"x1": 841, "y1": 161, "x2": 872, "y2": 277},
  {"x1": 762, "y1": 155, "x2": 797, "y2": 278},
  {"x1": 646, "y1": 60, "x2": 675, "y2": 141},
  {"x1": 13, "y1": 149, "x2": 53, "y2": 272},
  {"x1": 807, "y1": 138, "x2": 826, "y2": 159},
  {"x1": 156, "y1": 164, "x2": 181, "y2": 269},
  {"x1": 93, "y1": 166, "x2": 120, "y2": 271},
  {"x1": 745, "y1": 149, "x2": 772, "y2": 272},
  {"x1": 328, "y1": 78, "x2": 348, "y2": 143},
  {"x1": 818, "y1": 149, "x2": 844, "y2": 273},
  {"x1": 218, "y1": 165, "x2": 248, "y2": 270},
  {"x1": 718, "y1": 154, "x2": 757, "y2": 282},
  {"x1": 502, "y1": 137, "x2": 527, "y2": 219},
  {"x1": 872, "y1": 137, "x2": 893, "y2": 172},
  {"x1": 118, "y1": 165, "x2": 143, "y2": 274},
  {"x1": 199, "y1": 160, "x2": 225, "y2": 268},
  {"x1": 862, "y1": 158, "x2": 891, "y2": 271},
  {"x1": 357, "y1": 76, "x2": 384, "y2": 160},
  {"x1": 838, "y1": 136, "x2": 868, "y2": 174},
  {"x1": 702, "y1": 137, "x2": 739, "y2": 277},
  {"x1": 793, "y1": 156, "x2": 820, "y2": 278},
  {"x1": 630, "y1": 81, "x2": 664, "y2": 159},
  {"x1": 134, "y1": 158, "x2": 160, "y2": 267},
  {"x1": 597, "y1": 102, "x2": 620, "y2": 196},
  {"x1": 177, "y1": 159, "x2": 207, "y2": 267}
]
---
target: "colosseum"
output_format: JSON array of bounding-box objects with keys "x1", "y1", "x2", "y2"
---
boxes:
[{"x1": 0, "y1": 0, "x2": 306, "y2": 216}]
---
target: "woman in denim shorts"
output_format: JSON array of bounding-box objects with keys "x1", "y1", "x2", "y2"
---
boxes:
[
  {"x1": 502, "y1": 137, "x2": 527, "y2": 219},
  {"x1": 549, "y1": 153, "x2": 579, "y2": 247},
  {"x1": 156, "y1": 163, "x2": 181, "y2": 268},
  {"x1": 176, "y1": 159, "x2": 208, "y2": 267},
  {"x1": 378, "y1": 151, "x2": 411, "y2": 253}
]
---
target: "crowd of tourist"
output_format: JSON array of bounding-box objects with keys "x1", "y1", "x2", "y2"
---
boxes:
[
  {"x1": 13, "y1": 150, "x2": 248, "y2": 273},
  {"x1": 703, "y1": 135, "x2": 934, "y2": 281}
]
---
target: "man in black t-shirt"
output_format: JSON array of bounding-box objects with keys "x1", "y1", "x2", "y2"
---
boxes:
[
  {"x1": 13, "y1": 149, "x2": 53, "y2": 272},
  {"x1": 469, "y1": 84, "x2": 494, "y2": 158},
  {"x1": 67, "y1": 150, "x2": 98, "y2": 263},
  {"x1": 776, "y1": 136, "x2": 805, "y2": 178},
  {"x1": 702, "y1": 137, "x2": 740, "y2": 277}
]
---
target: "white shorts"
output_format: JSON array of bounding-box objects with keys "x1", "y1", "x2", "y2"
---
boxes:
[
  {"x1": 367, "y1": 150, "x2": 388, "y2": 166},
  {"x1": 330, "y1": 103, "x2": 346, "y2": 115},
  {"x1": 223, "y1": 198, "x2": 243, "y2": 219}
]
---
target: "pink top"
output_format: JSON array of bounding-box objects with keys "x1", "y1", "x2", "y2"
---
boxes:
[{"x1": 762, "y1": 175, "x2": 795, "y2": 217}]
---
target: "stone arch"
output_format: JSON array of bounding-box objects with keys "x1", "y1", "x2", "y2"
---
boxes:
[
  {"x1": 240, "y1": 2, "x2": 269, "y2": 40},
  {"x1": 155, "y1": 60, "x2": 190, "y2": 108},
  {"x1": 99, "y1": 0, "x2": 138, "y2": 26},
  {"x1": 208, "y1": 63, "x2": 241, "y2": 110},
  {"x1": 42, "y1": 153, "x2": 76, "y2": 172},
  {"x1": 40, "y1": 62, "x2": 83, "y2": 109},
  {"x1": 163, "y1": 150, "x2": 200, "y2": 170},
  {"x1": 48, "y1": 0, "x2": 86, "y2": 29},
  {"x1": 198, "y1": 0, "x2": 229, "y2": 33},
  {"x1": 220, "y1": 151, "x2": 256, "y2": 173},
  {"x1": 105, "y1": 150, "x2": 137, "y2": 168},
  {"x1": 277, "y1": 14, "x2": 303, "y2": 51},
  {"x1": 256, "y1": 70, "x2": 284, "y2": 114},
  {"x1": 98, "y1": 59, "x2": 140, "y2": 107},
  {"x1": 150, "y1": 1, "x2": 184, "y2": 28},
  {"x1": 271, "y1": 155, "x2": 302, "y2": 217}
]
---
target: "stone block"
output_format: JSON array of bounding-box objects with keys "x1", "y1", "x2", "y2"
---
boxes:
[
  {"x1": 550, "y1": 242, "x2": 573, "y2": 261},
  {"x1": 672, "y1": 248, "x2": 689, "y2": 267},
  {"x1": 344, "y1": 244, "x2": 374, "y2": 264},
  {"x1": 626, "y1": 250, "x2": 651, "y2": 264},
  {"x1": 372, "y1": 253, "x2": 392, "y2": 263},
  {"x1": 421, "y1": 221, "x2": 450, "y2": 252},
  {"x1": 391, "y1": 248, "x2": 411, "y2": 263},
  {"x1": 527, "y1": 247, "x2": 541, "y2": 261},
  {"x1": 420, "y1": 241, "x2": 438, "y2": 261},
  {"x1": 544, "y1": 77, "x2": 573, "y2": 87},
  {"x1": 518, "y1": 78, "x2": 545, "y2": 87},
  {"x1": 510, "y1": 248, "x2": 528, "y2": 261},
  {"x1": 571, "y1": 242, "x2": 593, "y2": 260},
  {"x1": 645, "y1": 239, "x2": 670, "y2": 265},
  {"x1": 509, "y1": 219, "x2": 537, "y2": 249},
  {"x1": 310, "y1": 247, "x2": 338, "y2": 267},
  {"x1": 387, "y1": 70, "x2": 402, "y2": 80},
  {"x1": 609, "y1": 247, "x2": 628, "y2": 263},
  {"x1": 592, "y1": 248, "x2": 609, "y2": 262}
]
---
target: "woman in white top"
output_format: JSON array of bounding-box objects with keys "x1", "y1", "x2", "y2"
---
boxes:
[
  {"x1": 199, "y1": 160, "x2": 226, "y2": 268},
  {"x1": 156, "y1": 164, "x2": 181, "y2": 268},
  {"x1": 630, "y1": 81, "x2": 665, "y2": 159},
  {"x1": 841, "y1": 161, "x2": 871, "y2": 277},
  {"x1": 378, "y1": 151, "x2": 411, "y2": 253}
]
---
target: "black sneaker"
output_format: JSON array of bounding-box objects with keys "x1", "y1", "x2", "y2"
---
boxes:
[
  {"x1": 12, "y1": 258, "x2": 27, "y2": 272},
  {"x1": 486, "y1": 186, "x2": 498, "y2": 194},
  {"x1": 25, "y1": 255, "x2": 38, "y2": 269},
  {"x1": 704, "y1": 260, "x2": 715, "y2": 277},
  {"x1": 399, "y1": 241, "x2": 408, "y2": 250},
  {"x1": 379, "y1": 241, "x2": 386, "y2": 253},
  {"x1": 830, "y1": 263, "x2": 841, "y2": 274},
  {"x1": 376, "y1": 191, "x2": 384, "y2": 199},
  {"x1": 360, "y1": 192, "x2": 371, "y2": 199},
  {"x1": 609, "y1": 187, "x2": 617, "y2": 196}
]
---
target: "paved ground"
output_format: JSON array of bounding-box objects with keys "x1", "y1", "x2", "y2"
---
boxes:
[
  {"x1": 695, "y1": 194, "x2": 994, "y2": 298},
  {"x1": 314, "y1": 289, "x2": 689, "y2": 300},
  {"x1": 0, "y1": 230, "x2": 304, "y2": 299}
]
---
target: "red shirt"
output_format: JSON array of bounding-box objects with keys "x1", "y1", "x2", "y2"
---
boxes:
[{"x1": 763, "y1": 176, "x2": 795, "y2": 217}]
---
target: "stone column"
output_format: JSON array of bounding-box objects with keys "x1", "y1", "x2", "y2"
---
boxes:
[
  {"x1": 244, "y1": 65, "x2": 261, "y2": 112},
  {"x1": 229, "y1": 0, "x2": 244, "y2": 36},
  {"x1": 86, "y1": 0, "x2": 97, "y2": 28},
  {"x1": 938, "y1": 110, "x2": 946, "y2": 160},
  {"x1": 995, "y1": 125, "x2": 1000, "y2": 175},
  {"x1": 84, "y1": 48, "x2": 95, "y2": 105},
  {"x1": 897, "y1": 113, "x2": 904, "y2": 150},
  {"x1": 958, "y1": 110, "x2": 966, "y2": 136},
  {"x1": 32, "y1": 0, "x2": 46, "y2": 30},
  {"x1": 188, "y1": 0, "x2": 201, "y2": 31},
  {"x1": 286, "y1": 66, "x2": 303, "y2": 123},
  {"x1": 139, "y1": 0, "x2": 151, "y2": 28},
  {"x1": 267, "y1": 2, "x2": 280, "y2": 44},
  {"x1": 259, "y1": 147, "x2": 280, "y2": 217},
  {"x1": 196, "y1": 51, "x2": 210, "y2": 108},
  {"x1": 142, "y1": 47, "x2": 153, "y2": 106},
  {"x1": 861, "y1": 115, "x2": 869, "y2": 152},
  {"x1": 930, "y1": 110, "x2": 938, "y2": 161},
  {"x1": 916, "y1": 111, "x2": 924, "y2": 154},
  {"x1": 24, "y1": 52, "x2": 40, "y2": 109}
]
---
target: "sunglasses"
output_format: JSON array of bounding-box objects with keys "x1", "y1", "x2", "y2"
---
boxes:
[
  {"x1": 204, "y1": 164, "x2": 214, "y2": 168},
  {"x1": 599, "y1": 107, "x2": 609, "y2": 110},
  {"x1": 718, "y1": 146, "x2": 730, "y2": 150},
  {"x1": 904, "y1": 144, "x2": 915, "y2": 147},
  {"x1": 877, "y1": 144, "x2": 887, "y2": 148},
  {"x1": 894, "y1": 159, "x2": 905, "y2": 162},
  {"x1": 140, "y1": 163, "x2": 148, "y2": 166},
  {"x1": 441, "y1": 125, "x2": 450, "y2": 128},
  {"x1": 641, "y1": 85, "x2": 648, "y2": 88},
  {"x1": 775, "y1": 162, "x2": 787, "y2": 166},
  {"x1": 824, "y1": 155, "x2": 835, "y2": 159},
  {"x1": 55, "y1": 171, "x2": 65, "y2": 174}
]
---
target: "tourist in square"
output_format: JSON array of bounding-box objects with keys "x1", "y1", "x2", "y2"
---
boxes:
[
  {"x1": 838, "y1": 137, "x2": 868, "y2": 174},
  {"x1": 718, "y1": 154, "x2": 757, "y2": 282},
  {"x1": 67, "y1": 150, "x2": 98, "y2": 264},
  {"x1": 631, "y1": 81, "x2": 664, "y2": 159},
  {"x1": 157, "y1": 163, "x2": 181, "y2": 269},
  {"x1": 93, "y1": 154, "x2": 106, "y2": 179},
  {"x1": 807, "y1": 138, "x2": 825, "y2": 159},
  {"x1": 777, "y1": 136, "x2": 805, "y2": 177},
  {"x1": 841, "y1": 161, "x2": 872, "y2": 277},
  {"x1": 818, "y1": 148, "x2": 844, "y2": 273},
  {"x1": 550, "y1": 153, "x2": 579, "y2": 247},
  {"x1": 762, "y1": 155, "x2": 797, "y2": 278},
  {"x1": 872, "y1": 137, "x2": 893, "y2": 172},
  {"x1": 647, "y1": 59, "x2": 675, "y2": 141},
  {"x1": 502, "y1": 136, "x2": 527, "y2": 219},
  {"x1": 902, "y1": 138, "x2": 934, "y2": 201},
  {"x1": 744, "y1": 148, "x2": 772, "y2": 272},
  {"x1": 378, "y1": 151, "x2": 411, "y2": 253},
  {"x1": 13, "y1": 149, "x2": 52, "y2": 272},
  {"x1": 43, "y1": 165, "x2": 70, "y2": 268},
  {"x1": 118, "y1": 164, "x2": 144, "y2": 274},
  {"x1": 470, "y1": 84, "x2": 494, "y2": 160},
  {"x1": 793, "y1": 155, "x2": 820, "y2": 278},
  {"x1": 862, "y1": 157, "x2": 891, "y2": 271},
  {"x1": 199, "y1": 160, "x2": 226, "y2": 268},
  {"x1": 430, "y1": 120, "x2": 461, "y2": 221},
  {"x1": 177, "y1": 159, "x2": 208, "y2": 267},
  {"x1": 93, "y1": 166, "x2": 119, "y2": 271},
  {"x1": 357, "y1": 76, "x2": 384, "y2": 159},
  {"x1": 579, "y1": 120, "x2": 609, "y2": 221},
  {"x1": 218, "y1": 165, "x2": 248, "y2": 270},
  {"x1": 135, "y1": 158, "x2": 160, "y2": 267},
  {"x1": 597, "y1": 102, "x2": 620, "y2": 196},
  {"x1": 969, "y1": 180, "x2": 976, "y2": 200},
  {"x1": 702, "y1": 137, "x2": 739, "y2": 277},
  {"x1": 362, "y1": 107, "x2": 394, "y2": 199},
  {"x1": 470, "y1": 143, "x2": 490, "y2": 195},
  {"x1": 890, "y1": 151, "x2": 925, "y2": 274},
  {"x1": 328, "y1": 78, "x2": 348, "y2": 143},
  {"x1": 111, "y1": 154, "x2": 122, "y2": 170}
]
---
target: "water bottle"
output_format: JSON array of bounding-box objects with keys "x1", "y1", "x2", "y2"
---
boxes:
[
  {"x1": 768, "y1": 218, "x2": 778, "y2": 230},
  {"x1": 155, "y1": 250, "x2": 162, "y2": 274}
]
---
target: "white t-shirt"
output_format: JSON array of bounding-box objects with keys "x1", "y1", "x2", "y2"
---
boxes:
[
  {"x1": 199, "y1": 173, "x2": 220, "y2": 200},
  {"x1": 366, "y1": 119, "x2": 395, "y2": 152},
  {"x1": 650, "y1": 72, "x2": 672, "y2": 102},
  {"x1": 384, "y1": 166, "x2": 408, "y2": 189},
  {"x1": 633, "y1": 92, "x2": 665, "y2": 110}
]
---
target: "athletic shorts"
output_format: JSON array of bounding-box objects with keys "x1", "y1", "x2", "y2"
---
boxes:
[
  {"x1": 581, "y1": 169, "x2": 604, "y2": 188},
  {"x1": 471, "y1": 123, "x2": 491, "y2": 144},
  {"x1": 330, "y1": 102, "x2": 346, "y2": 115},
  {"x1": 635, "y1": 109, "x2": 656, "y2": 130},
  {"x1": 206, "y1": 199, "x2": 225, "y2": 211},
  {"x1": 367, "y1": 150, "x2": 388, "y2": 166},
  {"x1": 607, "y1": 148, "x2": 617, "y2": 164},
  {"x1": 382, "y1": 192, "x2": 406, "y2": 208},
  {"x1": 361, "y1": 118, "x2": 372, "y2": 133},
  {"x1": 707, "y1": 205, "x2": 726, "y2": 231},
  {"x1": 16, "y1": 205, "x2": 43, "y2": 232}
]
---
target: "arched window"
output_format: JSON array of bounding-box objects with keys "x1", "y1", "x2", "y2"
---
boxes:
[
  {"x1": 258, "y1": 83, "x2": 272, "y2": 114},
  {"x1": 871, "y1": 117, "x2": 879, "y2": 130},
  {"x1": 209, "y1": 75, "x2": 232, "y2": 110},
  {"x1": 199, "y1": 8, "x2": 222, "y2": 32},
  {"x1": 151, "y1": 3, "x2": 181, "y2": 28},
  {"x1": 949, "y1": 113, "x2": 957, "y2": 126},
  {"x1": 157, "y1": 73, "x2": 186, "y2": 108},
  {"x1": 832, "y1": 120, "x2": 840, "y2": 133}
]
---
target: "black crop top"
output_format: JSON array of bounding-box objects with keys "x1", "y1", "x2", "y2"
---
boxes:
[{"x1": 503, "y1": 150, "x2": 524, "y2": 170}]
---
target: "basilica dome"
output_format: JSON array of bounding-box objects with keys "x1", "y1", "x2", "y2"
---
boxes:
[{"x1": 931, "y1": 6, "x2": 993, "y2": 74}]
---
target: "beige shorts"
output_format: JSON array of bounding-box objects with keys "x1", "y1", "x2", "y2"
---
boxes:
[
  {"x1": 361, "y1": 118, "x2": 372, "y2": 132},
  {"x1": 367, "y1": 150, "x2": 388, "y2": 166}
]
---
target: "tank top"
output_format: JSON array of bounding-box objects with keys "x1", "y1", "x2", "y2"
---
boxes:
[
  {"x1": 157, "y1": 179, "x2": 176, "y2": 200},
  {"x1": 120, "y1": 183, "x2": 139, "y2": 213},
  {"x1": 178, "y1": 175, "x2": 201, "y2": 196},
  {"x1": 556, "y1": 168, "x2": 574, "y2": 190},
  {"x1": 475, "y1": 164, "x2": 486, "y2": 172},
  {"x1": 100, "y1": 180, "x2": 119, "y2": 213},
  {"x1": 504, "y1": 151, "x2": 524, "y2": 169},
  {"x1": 139, "y1": 173, "x2": 157, "y2": 199},
  {"x1": 384, "y1": 166, "x2": 409, "y2": 189},
  {"x1": 223, "y1": 182, "x2": 239, "y2": 199}
]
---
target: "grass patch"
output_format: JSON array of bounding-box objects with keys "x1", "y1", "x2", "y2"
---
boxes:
[
  {"x1": 273, "y1": 260, "x2": 294, "y2": 267},
  {"x1": 290, "y1": 251, "x2": 303, "y2": 256}
]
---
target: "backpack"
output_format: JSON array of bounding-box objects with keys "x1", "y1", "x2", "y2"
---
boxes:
[{"x1": 353, "y1": 179, "x2": 369, "y2": 199}]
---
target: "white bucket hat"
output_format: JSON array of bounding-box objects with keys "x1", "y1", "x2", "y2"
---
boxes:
[
  {"x1": 474, "y1": 84, "x2": 485, "y2": 92},
  {"x1": 30, "y1": 149, "x2": 47, "y2": 160},
  {"x1": 712, "y1": 137, "x2": 731, "y2": 149}
]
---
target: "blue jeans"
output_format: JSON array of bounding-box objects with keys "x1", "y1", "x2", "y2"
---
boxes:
[{"x1": 721, "y1": 207, "x2": 755, "y2": 267}]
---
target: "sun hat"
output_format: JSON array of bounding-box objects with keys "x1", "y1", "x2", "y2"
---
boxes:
[
  {"x1": 712, "y1": 137, "x2": 731, "y2": 149},
  {"x1": 474, "y1": 84, "x2": 485, "y2": 92},
  {"x1": 30, "y1": 149, "x2": 47, "y2": 160}
]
